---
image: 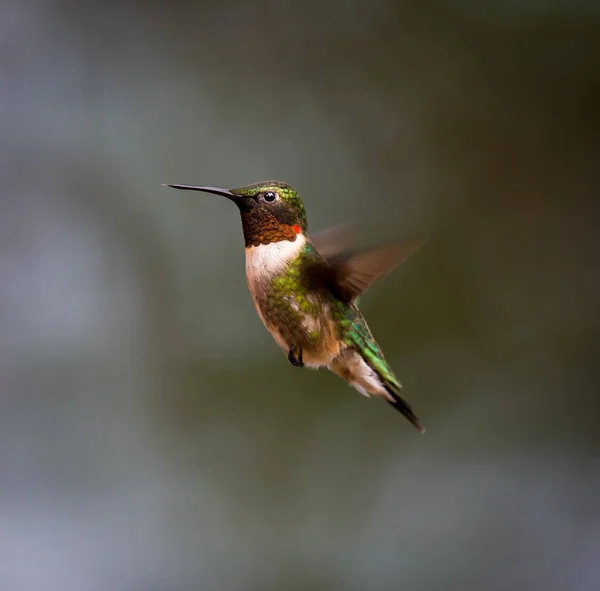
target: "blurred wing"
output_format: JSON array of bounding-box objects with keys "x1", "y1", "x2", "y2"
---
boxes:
[
  {"x1": 311, "y1": 223, "x2": 356, "y2": 260},
  {"x1": 330, "y1": 235, "x2": 428, "y2": 301}
]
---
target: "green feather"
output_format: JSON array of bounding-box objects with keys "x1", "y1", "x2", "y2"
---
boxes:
[{"x1": 338, "y1": 304, "x2": 424, "y2": 432}]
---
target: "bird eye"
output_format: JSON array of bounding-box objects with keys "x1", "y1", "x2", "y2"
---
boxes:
[{"x1": 263, "y1": 191, "x2": 277, "y2": 202}]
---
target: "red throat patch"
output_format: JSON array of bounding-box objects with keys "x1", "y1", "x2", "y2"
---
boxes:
[{"x1": 240, "y1": 214, "x2": 302, "y2": 247}]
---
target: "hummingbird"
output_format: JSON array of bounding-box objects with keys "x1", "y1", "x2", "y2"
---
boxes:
[{"x1": 165, "y1": 181, "x2": 426, "y2": 432}]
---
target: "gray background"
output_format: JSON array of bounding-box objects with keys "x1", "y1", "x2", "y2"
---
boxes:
[{"x1": 2, "y1": 0, "x2": 599, "y2": 589}]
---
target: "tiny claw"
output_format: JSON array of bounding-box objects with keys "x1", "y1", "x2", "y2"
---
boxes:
[{"x1": 288, "y1": 346, "x2": 304, "y2": 367}]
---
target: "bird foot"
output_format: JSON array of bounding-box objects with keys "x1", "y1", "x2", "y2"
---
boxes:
[{"x1": 288, "y1": 346, "x2": 304, "y2": 367}]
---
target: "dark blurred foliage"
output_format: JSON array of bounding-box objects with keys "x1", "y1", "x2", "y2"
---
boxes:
[{"x1": 1, "y1": 0, "x2": 599, "y2": 589}]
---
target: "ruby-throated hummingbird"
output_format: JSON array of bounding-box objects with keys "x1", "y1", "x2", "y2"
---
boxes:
[{"x1": 165, "y1": 181, "x2": 426, "y2": 432}]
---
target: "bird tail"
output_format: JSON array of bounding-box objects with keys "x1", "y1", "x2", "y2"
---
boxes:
[
  {"x1": 382, "y1": 379, "x2": 425, "y2": 434},
  {"x1": 348, "y1": 327, "x2": 425, "y2": 433},
  {"x1": 339, "y1": 306, "x2": 425, "y2": 433}
]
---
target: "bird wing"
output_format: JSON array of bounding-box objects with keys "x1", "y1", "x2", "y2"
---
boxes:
[
  {"x1": 310, "y1": 223, "x2": 427, "y2": 301},
  {"x1": 328, "y1": 234, "x2": 427, "y2": 300},
  {"x1": 310, "y1": 223, "x2": 355, "y2": 259},
  {"x1": 306, "y1": 234, "x2": 427, "y2": 302}
]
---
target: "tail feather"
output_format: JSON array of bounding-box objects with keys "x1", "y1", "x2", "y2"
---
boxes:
[
  {"x1": 360, "y1": 340, "x2": 425, "y2": 433},
  {"x1": 339, "y1": 305, "x2": 425, "y2": 433},
  {"x1": 383, "y1": 382, "x2": 425, "y2": 434}
]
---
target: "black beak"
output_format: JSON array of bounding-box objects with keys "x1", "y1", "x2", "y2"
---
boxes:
[{"x1": 163, "y1": 184, "x2": 241, "y2": 203}]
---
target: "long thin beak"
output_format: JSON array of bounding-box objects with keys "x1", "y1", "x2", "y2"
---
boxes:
[{"x1": 162, "y1": 184, "x2": 240, "y2": 202}]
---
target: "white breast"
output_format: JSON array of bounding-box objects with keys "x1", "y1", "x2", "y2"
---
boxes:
[
  {"x1": 245, "y1": 235, "x2": 306, "y2": 289},
  {"x1": 244, "y1": 235, "x2": 306, "y2": 349},
  {"x1": 244, "y1": 235, "x2": 341, "y2": 366}
]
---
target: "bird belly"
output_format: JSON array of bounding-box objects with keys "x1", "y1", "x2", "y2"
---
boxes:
[
  {"x1": 329, "y1": 348, "x2": 393, "y2": 400},
  {"x1": 244, "y1": 241, "x2": 340, "y2": 367},
  {"x1": 253, "y1": 294, "x2": 340, "y2": 368}
]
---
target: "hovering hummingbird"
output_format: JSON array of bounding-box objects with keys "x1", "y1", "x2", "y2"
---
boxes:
[{"x1": 165, "y1": 181, "x2": 426, "y2": 432}]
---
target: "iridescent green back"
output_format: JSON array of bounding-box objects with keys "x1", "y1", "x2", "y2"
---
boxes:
[{"x1": 335, "y1": 301, "x2": 402, "y2": 392}]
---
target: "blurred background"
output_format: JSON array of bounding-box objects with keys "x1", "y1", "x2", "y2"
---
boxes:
[{"x1": 2, "y1": 0, "x2": 599, "y2": 589}]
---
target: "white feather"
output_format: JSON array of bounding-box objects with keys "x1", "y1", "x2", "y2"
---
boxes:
[
  {"x1": 245, "y1": 235, "x2": 306, "y2": 291},
  {"x1": 243, "y1": 236, "x2": 306, "y2": 353},
  {"x1": 329, "y1": 348, "x2": 390, "y2": 399}
]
